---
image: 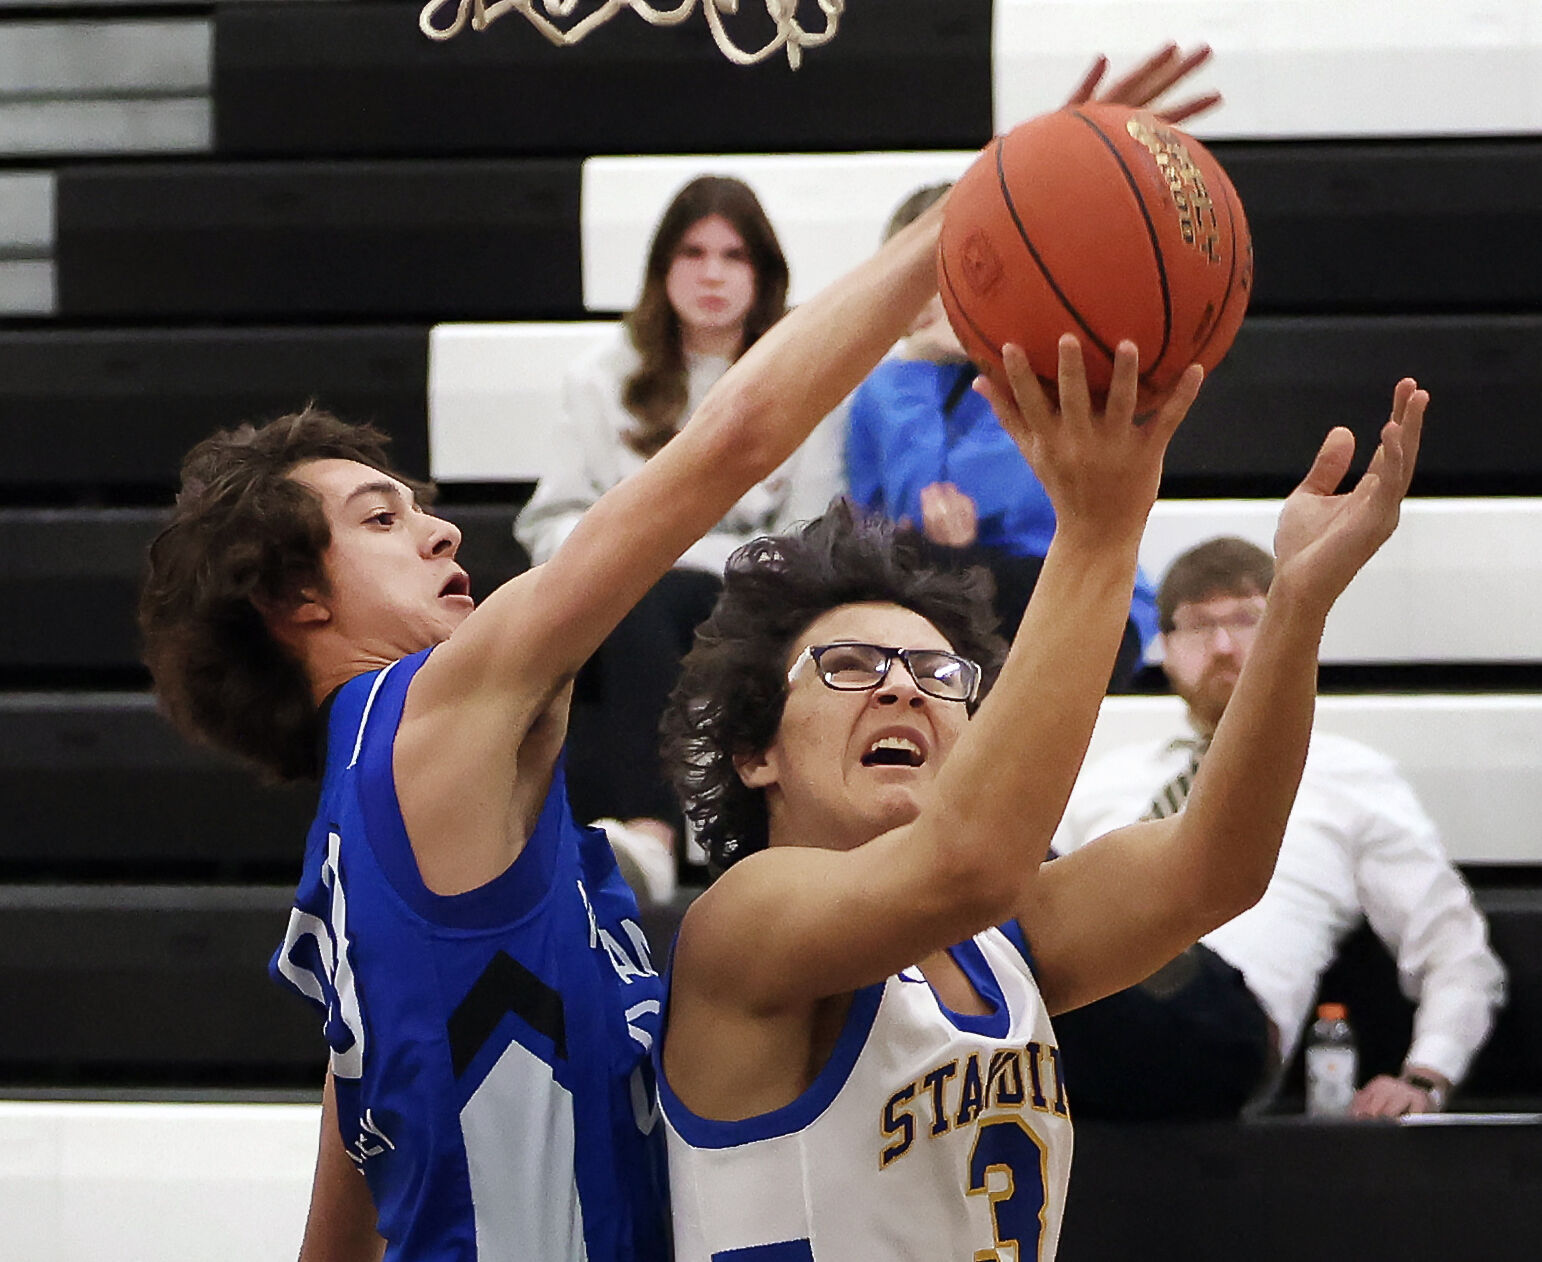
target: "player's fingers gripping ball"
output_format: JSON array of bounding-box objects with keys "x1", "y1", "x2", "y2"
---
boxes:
[{"x1": 938, "y1": 103, "x2": 1252, "y2": 412}]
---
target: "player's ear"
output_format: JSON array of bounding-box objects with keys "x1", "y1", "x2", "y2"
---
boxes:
[
  {"x1": 255, "y1": 587, "x2": 332, "y2": 634},
  {"x1": 289, "y1": 590, "x2": 332, "y2": 627},
  {"x1": 734, "y1": 746, "x2": 780, "y2": 790}
]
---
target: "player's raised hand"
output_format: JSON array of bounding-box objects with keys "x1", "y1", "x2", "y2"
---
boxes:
[
  {"x1": 1272, "y1": 378, "x2": 1428, "y2": 615},
  {"x1": 976, "y1": 335, "x2": 1202, "y2": 541},
  {"x1": 1066, "y1": 43, "x2": 1222, "y2": 125}
]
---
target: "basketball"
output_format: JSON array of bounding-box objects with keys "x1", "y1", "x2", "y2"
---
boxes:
[{"x1": 937, "y1": 103, "x2": 1252, "y2": 409}]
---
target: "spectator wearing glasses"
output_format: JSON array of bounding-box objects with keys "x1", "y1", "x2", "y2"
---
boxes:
[
  {"x1": 1050, "y1": 536, "x2": 1507, "y2": 1120},
  {"x1": 652, "y1": 336, "x2": 1427, "y2": 1258}
]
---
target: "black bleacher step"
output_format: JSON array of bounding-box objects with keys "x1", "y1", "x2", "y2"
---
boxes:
[
  {"x1": 213, "y1": 0, "x2": 994, "y2": 158},
  {"x1": 0, "y1": 884, "x2": 323, "y2": 1086},
  {"x1": 1062, "y1": 1116, "x2": 1542, "y2": 1262},
  {"x1": 0, "y1": 692, "x2": 317, "y2": 879},
  {"x1": 50, "y1": 142, "x2": 1542, "y2": 319},
  {"x1": 1165, "y1": 314, "x2": 1542, "y2": 498},
  {"x1": 4, "y1": 315, "x2": 1541, "y2": 497},
  {"x1": 1214, "y1": 136, "x2": 1542, "y2": 315},
  {"x1": 0, "y1": 503, "x2": 527, "y2": 672},
  {"x1": 0, "y1": 326, "x2": 431, "y2": 495},
  {"x1": 55, "y1": 161, "x2": 582, "y2": 320},
  {"x1": 1, "y1": 882, "x2": 1535, "y2": 1097}
]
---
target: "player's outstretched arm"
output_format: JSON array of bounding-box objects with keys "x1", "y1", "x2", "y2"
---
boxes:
[
  {"x1": 388, "y1": 199, "x2": 948, "y2": 892},
  {"x1": 675, "y1": 339, "x2": 1202, "y2": 1012},
  {"x1": 1027, "y1": 381, "x2": 1428, "y2": 1016}
]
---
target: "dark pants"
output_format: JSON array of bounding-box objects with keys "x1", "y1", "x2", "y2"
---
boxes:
[
  {"x1": 1051, "y1": 943, "x2": 1275, "y2": 1120},
  {"x1": 564, "y1": 567, "x2": 723, "y2": 841}
]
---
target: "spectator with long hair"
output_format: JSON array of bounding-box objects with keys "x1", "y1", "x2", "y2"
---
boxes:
[{"x1": 518, "y1": 175, "x2": 842, "y2": 886}]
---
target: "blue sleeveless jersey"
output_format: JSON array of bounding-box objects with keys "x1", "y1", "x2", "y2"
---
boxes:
[{"x1": 270, "y1": 649, "x2": 669, "y2": 1261}]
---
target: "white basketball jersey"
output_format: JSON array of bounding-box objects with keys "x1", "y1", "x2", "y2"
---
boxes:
[{"x1": 660, "y1": 923, "x2": 1073, "y2": 1261}]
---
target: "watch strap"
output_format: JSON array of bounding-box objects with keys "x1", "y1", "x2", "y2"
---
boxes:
[{"x1": 1401, "y1": 1072, "x2": 1447, "y2": 1110}]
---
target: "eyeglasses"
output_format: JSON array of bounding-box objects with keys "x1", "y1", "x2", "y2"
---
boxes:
[
  {"x1": 1167, "y1": 601, "x2": 1266, "y2": 647},
  {"x1": 787, "y1": 642, "x2": 981, "y2": 703}
]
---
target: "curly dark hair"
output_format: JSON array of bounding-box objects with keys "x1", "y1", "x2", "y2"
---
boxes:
[
  {"x1": 660, "y1": 500, "x2": 1008, "y2": 873},
  {"x1": 622, "y1": 175, "x2": 789, "y2": 458},
  {"x1": 139, "y1": 406, "x2": 430, "y2": 782}
]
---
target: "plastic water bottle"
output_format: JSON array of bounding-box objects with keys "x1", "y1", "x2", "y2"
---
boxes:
[{"x1": 1304, "y1": 1002, "x2": 1358, "y2": 1117}]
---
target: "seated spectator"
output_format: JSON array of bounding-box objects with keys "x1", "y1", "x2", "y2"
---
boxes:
[
  {"x1": 844, "y1": 182, "x2": 1160, "y2": 687},
  {"x1": 1051, "y1": 536, "x2": 1508, "y2": 1118},
  {"x1": 516, "y1": 175, "x2": 841, "y2": 886}
]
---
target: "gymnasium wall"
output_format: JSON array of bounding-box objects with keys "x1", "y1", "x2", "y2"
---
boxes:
[{"x1": 1, "y1": 1, "x2": 1540, "y2": 1256}]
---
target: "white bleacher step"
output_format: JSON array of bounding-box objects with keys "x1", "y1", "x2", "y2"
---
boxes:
[
  {"x1": 1137, "y1": 498, "x2": 1542, "y2": 666},
  {"x1": 429, "y1": 321, "x2": 618, "y2": 484},
  {"x1": 1083, "y1": 694, "x2": 1542, "y2": 866},
  {"x1": 581, "y1": 153, "x2": 974, "y2": 312},
  {"x1": 992, "y1": 0, "x2": 1542, "y2": 139},
  {"x1": 0, "y1": 172, "x2": 55, "y2": 314},
  {"x1": 426, "y1": 321, "x2": 1542, "y2": 667},
  {"x1": 0, "y1": 1100, "x2": 314, "y2": 1262}
]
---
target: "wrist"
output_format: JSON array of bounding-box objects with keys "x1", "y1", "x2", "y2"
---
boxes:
[
  {"x1": 1400, "y1": 1070, "x2": 1449, "y2": 1111},
  {"x1": 1050, "y1": 515, "x2": 1145, "y2": 559}
]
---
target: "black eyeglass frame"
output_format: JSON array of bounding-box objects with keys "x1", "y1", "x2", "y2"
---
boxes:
[{"x1": 787, "y1": 642, "x2": 982, "y2": 704}]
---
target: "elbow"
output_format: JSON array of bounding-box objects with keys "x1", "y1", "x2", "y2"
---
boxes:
[
  {"x1": 1194, "y1": 857, "x2": 1274, "y2": 936},
  {"x1": 1176, "y1": 817, "x2": 1278, "y2": 935}
]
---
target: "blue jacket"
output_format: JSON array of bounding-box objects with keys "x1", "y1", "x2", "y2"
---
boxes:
[{"x1": 845, "y1": 357, "x2": 1158, "y2": 650}]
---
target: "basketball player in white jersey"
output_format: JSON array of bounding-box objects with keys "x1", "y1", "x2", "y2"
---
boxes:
[{"x1": 656, "y1": 338, "x2": 1427, "y2": 1259}]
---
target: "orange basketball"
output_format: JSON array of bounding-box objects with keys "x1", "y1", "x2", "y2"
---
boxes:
[{"x1": 938, "y1": 103, "x2": 1252, "y2": 409}]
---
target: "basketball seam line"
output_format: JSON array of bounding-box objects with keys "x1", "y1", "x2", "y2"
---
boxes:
[
  {"x1": 939, "y1": 245, "x2": 1057, "y2": 394},
  {"x1": 1070, "y1": 108, "x2": 1174, "y2": 384},
  {"x1": 993, "y1": 132, "x2": 1119, "y2": 372}
]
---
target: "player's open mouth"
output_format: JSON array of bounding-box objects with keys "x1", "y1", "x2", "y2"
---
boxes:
[
  {"x1": 861, "y1": 734, "x2": 926, "y2": 768},
  {"x1": 439, "y1": 572, "x2": 472, "y2": 601}
]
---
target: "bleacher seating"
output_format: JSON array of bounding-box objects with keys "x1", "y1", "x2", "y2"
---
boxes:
[{"x1": 1, "y1": 1, "x2": 1540, "y2": 1257}]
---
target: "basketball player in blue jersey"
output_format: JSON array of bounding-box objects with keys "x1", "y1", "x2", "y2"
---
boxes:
[
  {"x1": 134, "y1": 181, "x2": 974, "y2": 1257},
  {"x1": 655, "y1": 339, "x2": 1428, "y2": 1259}
]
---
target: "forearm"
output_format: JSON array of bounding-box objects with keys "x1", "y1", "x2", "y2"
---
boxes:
[
  {"x1": 1180, "y1": 581, "x2": 1328, "y2": 921},
  {"x1": 1405, "y1": 959, "x2": 1508, "y2": 1085},
  {"x1": 925, "y1": 525, "x2": 1142, "y2": 889}
]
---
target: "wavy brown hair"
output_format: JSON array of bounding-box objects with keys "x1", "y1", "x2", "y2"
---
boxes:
[
  {"x1": 1156, "y1": 536, "x2": 1273, "y2": 632},
  {"x1": 660, "y1": 500, "x2": 1007, "y2": 872},
  {"x1": 622, "y1": 175, "x2": 789, "y2": 458},
  {"x1": 139, "y1": 406, "x2": 429, "y2": 782}
]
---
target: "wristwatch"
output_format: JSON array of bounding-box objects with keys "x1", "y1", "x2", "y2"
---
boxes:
[{"x1": 1401, "y1": 1072, "x2": 1448, "y2": 1111}]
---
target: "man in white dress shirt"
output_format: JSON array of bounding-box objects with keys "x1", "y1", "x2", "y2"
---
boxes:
[{"x1": 1052, "y1": 536, "x2": 1507, "y2": 1118}]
